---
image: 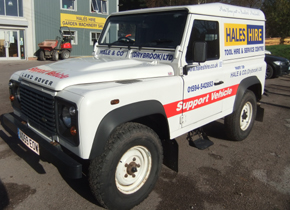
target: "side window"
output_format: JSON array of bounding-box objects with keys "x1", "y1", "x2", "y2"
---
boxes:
[
  {"x1": 62, "y1": 30, "x2": 77, "y2": 45},
  {"x1": 186, "y1": 20, "x2": 219, "y2": 63},
  {"x1": 61, "y1": 0, "x2": 77, "y2": 11},
  {"x1": 91, "y1": 0, "x2": 107, "y2": 14}
]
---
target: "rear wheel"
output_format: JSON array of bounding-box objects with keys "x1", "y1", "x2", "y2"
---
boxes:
[
  {"x1": 52, "y1": 50, "x2": 59, "y2": 61},
  {"x1": 89, "y1": 122, "x2": 163, "y2": 210},
  {"x1": 60, "y1": 50, "x2": 70, "y2": 59},
  {"x1": 225, "y1": 90, "x2": 257, "y2": 141},
  {"x1": 39, "y1": 50, "x2": 46, "y2": 61}
]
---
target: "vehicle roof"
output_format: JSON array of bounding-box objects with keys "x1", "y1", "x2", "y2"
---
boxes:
[{"x1": 112, "y1": 3, "x2": 265, "y2": 21}]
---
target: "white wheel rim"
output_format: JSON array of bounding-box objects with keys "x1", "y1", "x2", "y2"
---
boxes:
[
  {"x1": 240, "y1": 101, "x2": 253, "y2": 131},
  {"x1": 115, "y1": 145, "x2": 152, "y2": 194}
]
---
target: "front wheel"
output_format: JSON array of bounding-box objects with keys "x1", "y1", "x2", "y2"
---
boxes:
[
  {"x1": 89, "y1": 123, "x2": 163, "y2": 210},
  {"x1": 225, "y1": 90, "x2": 257, "y2": 141},
  {"x1": 60, "y1": 50, "x2": 70, "y2": 59}
]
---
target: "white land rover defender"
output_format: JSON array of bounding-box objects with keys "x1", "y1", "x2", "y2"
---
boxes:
[{"x1": 2, "y1": 3, "x2": 266, "y2": 210}]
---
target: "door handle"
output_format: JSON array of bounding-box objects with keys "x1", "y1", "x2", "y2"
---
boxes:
[{"x1": 214, "y1": 81, "x2": 224, "y2": 86}]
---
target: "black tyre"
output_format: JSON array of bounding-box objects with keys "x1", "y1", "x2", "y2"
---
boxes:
[
  {"x1": 89, "y1": 122, "x2": 163, "y2": 210},
  {"x1": 224, "y1": 90, "x2": 257, "y2": 141},
  {"x1": 39, "y1": 50, "x2": 46, "y2": 61},
  {"x1": 52, "y1": 50, "x2": 59, "y2": 61},
  {"x1": 60, "y1": 50, "x2": 70, "y2": 59},
  {"x1": 266, "y1": 64, "x2": 273, "y2": 79}
]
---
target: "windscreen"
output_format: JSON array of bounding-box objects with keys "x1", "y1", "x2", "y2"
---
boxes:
[{"x1": 99, "y1": 10, "x2": 188, "y2": 49}]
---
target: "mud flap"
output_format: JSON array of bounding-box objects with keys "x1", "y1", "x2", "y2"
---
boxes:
[
  {"x1": 256, "y1": 105, "x2": 264, "y2": 122},
  {"x1": 162, "y1": 139, "x2": 178, "y2": 172}
]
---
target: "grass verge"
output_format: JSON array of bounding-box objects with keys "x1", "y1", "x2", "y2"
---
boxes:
[{"x1": 266, "y1": 45, "x2": 290, "y2": 60}]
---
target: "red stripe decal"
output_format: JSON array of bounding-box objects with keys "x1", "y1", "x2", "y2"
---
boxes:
[{"x1": 164, "y1": 84, "x2": 239, "y2": 118}]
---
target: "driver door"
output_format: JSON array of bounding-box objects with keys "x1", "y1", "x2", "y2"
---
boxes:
[{"x1": 181, "y1": 19, "x2": 225, "y2": 127}]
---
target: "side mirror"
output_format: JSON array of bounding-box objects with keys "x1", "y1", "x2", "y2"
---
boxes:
[
  {"x1": 193, "y1": 42, "x2": 207, "y2": 63},
  {"x1": 183, "y1": 42, "x2": 207, "y2": 75}
]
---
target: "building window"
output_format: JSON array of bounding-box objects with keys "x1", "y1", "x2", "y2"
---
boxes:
[
  {"x1": 0, "y1": 0, "x2": 23, "y2": 17},
  {"x1": 90, "y1": 32, "x2": 101, "y2": 45},
  {"x1": 62, "y1": 30, "x2": 77, "y2": 45},
  {"x1": 0, "y1": 0, "x2": 4, "y2": 15},
  {"x1": 61, "y1": 0, "x2": 77, "y2": 11},
  {"x1": 91, "y1": 0, "x2": 107, "y2": 14}
]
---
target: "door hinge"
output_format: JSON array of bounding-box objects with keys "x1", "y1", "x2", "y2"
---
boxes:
[{"x1": 180, "y1": 115, "x2": 186, "y2": 124}]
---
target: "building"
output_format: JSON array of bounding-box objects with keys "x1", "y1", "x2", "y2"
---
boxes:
[{"x1": 0, "y1": 0, "x2": 118, "y2": 60}]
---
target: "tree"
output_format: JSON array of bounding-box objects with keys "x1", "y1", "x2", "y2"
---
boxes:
[
  {"x1": 121, "y1": 0, "x2": 264, "y2": 10},
  {"x1": 119, "y1": 0, "x2": 147, "y2": 11},
  {"x1": 261, "y1": 0, "x2": 290, "y2": 38},
  {"x1": 119, "y1": 0, "x2": 290, "y2": 39},
  {"x1": 146, "y1": 0, "x2": 221, "y2": 7},
  {"x1": 220, "y1": 0, "x2": 263, "y2": 8},
  {"x1": 145, "y1": 0, "x2": 264, "y2": 8}
]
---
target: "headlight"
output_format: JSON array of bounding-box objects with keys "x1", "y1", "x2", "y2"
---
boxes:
[
  {"x1": 9, "y1": 80, "x2": 21, "y2": 109},
  {"x1": 62, "y1": 107, "x2": 72, "y2": 127},
  {"x1": 61, "y1": 106, "x2": 76, "y2": 128},
  {"x1": 9, "y1": 81, "x2": 14, "y2": 87},
  {"x1": 15, "y1": 86, "x2": 21, "y2": 102},
  {"x1": 273, "y1": 61, "x2": 282, "y2": 66},
  {"x1": 57, "y1": 97, "x2": 79, "y2": 146}
]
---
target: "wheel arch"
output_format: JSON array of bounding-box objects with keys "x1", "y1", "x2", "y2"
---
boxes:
[
  {"x1": 233, "y1": 76, "x2": 262, "y2": 112},
  {"x1": 89, "y1": 100, "x2": 170, "y2": 159}
]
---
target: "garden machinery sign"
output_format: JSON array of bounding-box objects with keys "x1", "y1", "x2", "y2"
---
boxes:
[{"x1": 60, "y1": 13, "x2": 106, "y2": 30}]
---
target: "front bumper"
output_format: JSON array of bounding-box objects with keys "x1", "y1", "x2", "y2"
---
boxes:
[
  {"x1": 1, "y1": 113, "x2": 82, "y2": 179},
  {"x1": 281, "y1": 64, "x2": 290, "y2": 75}
]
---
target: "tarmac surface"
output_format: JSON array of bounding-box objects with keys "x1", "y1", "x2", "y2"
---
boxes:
[{"x1": 0, "y1": 59, "x2": 289, "y2": 210}]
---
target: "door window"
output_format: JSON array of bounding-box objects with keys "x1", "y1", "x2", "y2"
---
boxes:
[
  {"x1": 8, "y1": 31, "x2": 18, "y2": 57},
  {"x1": 20, "y1": 30, "x2": 25, "y2": 59},
  {"x1": 186, "y1": 20, "x2": 219, "y2": 63},
  {"x1": 0, "y1": 30, "x2": 21, "y2": 59}
]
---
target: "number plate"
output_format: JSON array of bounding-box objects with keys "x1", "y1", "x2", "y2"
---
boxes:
[{"x1": 18, "y1": 129, "x2": 40, "y2": 155}]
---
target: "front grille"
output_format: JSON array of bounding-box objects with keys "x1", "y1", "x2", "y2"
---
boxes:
[
  {"x1": 282, "y1": 60, "x2": 290, "y2": 66},
  {"x1": 19, "y1": 85, "x2": 56, "y2": 134}
]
